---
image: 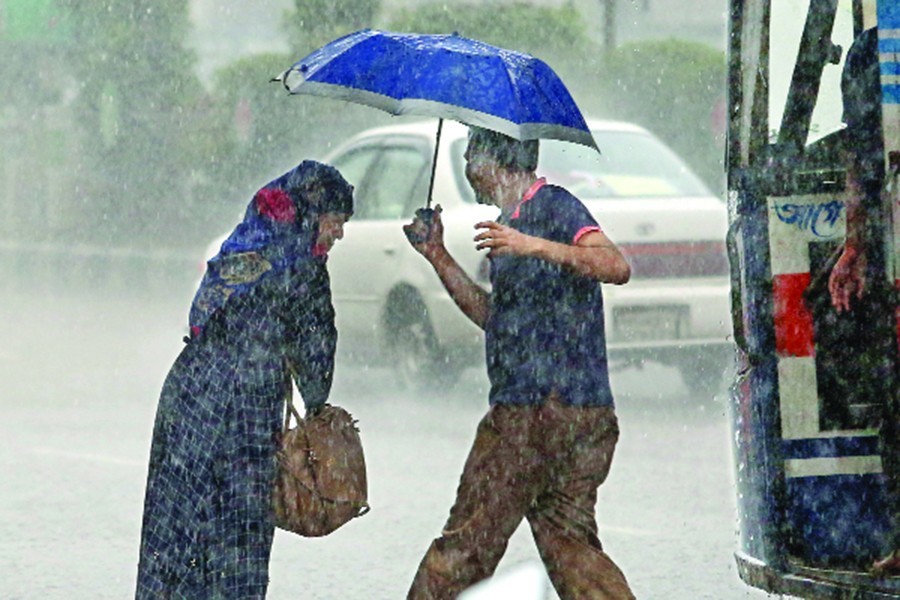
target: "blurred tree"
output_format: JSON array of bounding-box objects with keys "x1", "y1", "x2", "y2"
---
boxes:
[
  {"x1": 191, "y1": 0, "x2": 388, "y2": 225},
  {"x1": 283, "y1": 0, "x2": 386, "y2": 140},
  {"x1": 195, "y1": 53, "x2": 300, "y2": 231},
  {"x1": 599, "y1": 39, "x2": 727, "y2": 194},
  {"x1": 196, "y1": 52, "x2": 391, "y2": 234},
  {"x1": 386, "y1": 1, "x2": 589, "y2": 56},
  {"x1": 283, "y1": 0, "x2": 381, "y2": 57},
  {"x1": 0, "y1": 0, "x2": 77, "y2": 242},
  {"x1": 61, "y1": 0, "x2": 209, "y2": 246},
  {"x1": 385, "y1": 1, "x2": 599, "y2": 102},
  {"x1": 0, "y1": 0, "x2": 72, "y2": 106}
]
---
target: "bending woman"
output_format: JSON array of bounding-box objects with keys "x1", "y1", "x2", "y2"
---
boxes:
[{"x1": 135, "y1": 161, "x2": 354, "y2": 598}]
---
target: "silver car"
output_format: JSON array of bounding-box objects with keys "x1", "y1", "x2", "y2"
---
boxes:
[
  {"x1": 201, "y1": 119, "x2": 732, "y2": 395},
  {"x1": 322, "y1": 119, "x2": 733, "y2": 395}
]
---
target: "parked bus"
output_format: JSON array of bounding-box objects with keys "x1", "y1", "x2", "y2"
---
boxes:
[{"x1": 727, "y1": 0, "x2": 900, "y2": 596}]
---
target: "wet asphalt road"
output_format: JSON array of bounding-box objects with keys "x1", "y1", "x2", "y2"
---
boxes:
[{"x1": 0, "y1": 285, "x2": 779, "y2": 599}]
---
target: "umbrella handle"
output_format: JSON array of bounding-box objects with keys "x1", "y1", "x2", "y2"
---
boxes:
[
  {"x1": 425, "y1": 118, "x2": 444, "y2": 209},
  {"x1": 404, "y1": 208, "x2": 436, "y2": 245}
]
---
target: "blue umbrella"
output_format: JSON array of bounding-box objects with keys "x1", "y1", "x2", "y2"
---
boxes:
[
  {"x1": 275, "y1": 28, "x2": 596, "y2": 222},
  {"x1": 274, "y1": 29, "x2": 597, "y2": 151}
]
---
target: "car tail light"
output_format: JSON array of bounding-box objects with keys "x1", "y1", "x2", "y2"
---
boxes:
[{"x1": 618, "y1": 241, "x2": 728, "y2": 279}]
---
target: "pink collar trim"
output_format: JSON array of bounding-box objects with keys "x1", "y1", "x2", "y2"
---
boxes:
[
  {"x1": 510, "y1": 178, "x2": 547, "y2": 220},
  {"x1": 311, "y1": 242, "x2": 329, "y2": 258}
]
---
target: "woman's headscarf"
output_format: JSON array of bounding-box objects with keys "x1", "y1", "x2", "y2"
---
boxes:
[{"x1": 188, "y1": 160, "x2": 354, "y2": 338}]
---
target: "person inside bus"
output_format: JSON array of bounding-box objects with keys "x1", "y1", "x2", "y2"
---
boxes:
[
  {"x1": 829, "y1": 26, "x2": 883, "y2": 313},
  {"x1": 828, "y1": 26, "x2": 900, "y2": 576}
]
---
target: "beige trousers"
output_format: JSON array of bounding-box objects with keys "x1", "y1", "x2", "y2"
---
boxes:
[{"x1": 407, "y1": 395, "x2": 635, "y2": 600}]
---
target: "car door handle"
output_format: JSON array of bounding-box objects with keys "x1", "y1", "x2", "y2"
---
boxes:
[{"x1": 383, "y1": 246, "x2": 397, "y2": 256}]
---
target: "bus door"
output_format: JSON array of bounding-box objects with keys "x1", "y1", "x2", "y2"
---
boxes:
[{"x1": 728, "y1": 0, "x2": 900, "y2": 596}]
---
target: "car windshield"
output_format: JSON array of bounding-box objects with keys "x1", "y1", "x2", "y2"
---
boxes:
[
  {"x1": 452, "y1": 129, "x2": 711, "y2": 202},
  {"x1": 541, "y1": 130, "x2": 711, "y2": 198}
]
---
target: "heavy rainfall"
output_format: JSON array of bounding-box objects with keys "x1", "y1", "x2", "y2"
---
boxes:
[{"x1": 0, "y1": 0, "x2": 768, "y2": 598}]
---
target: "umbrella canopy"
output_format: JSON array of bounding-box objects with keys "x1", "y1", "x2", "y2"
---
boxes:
[{"x1": 274, "y1": 29, "x2": 597, "y2": 151}]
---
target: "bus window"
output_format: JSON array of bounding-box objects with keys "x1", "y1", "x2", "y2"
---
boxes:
[{"x1": 769, "y1": 0, "x2": 857, "y2": 147}]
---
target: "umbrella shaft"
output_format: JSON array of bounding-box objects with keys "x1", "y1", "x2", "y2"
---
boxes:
[{"x1": 426, "y1": 119, "x2": 444, "y2": 209}]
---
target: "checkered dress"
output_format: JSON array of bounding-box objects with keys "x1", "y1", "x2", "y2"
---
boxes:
[{"x1": 136, "y1": 259, "x2": 335, "y2": 599}]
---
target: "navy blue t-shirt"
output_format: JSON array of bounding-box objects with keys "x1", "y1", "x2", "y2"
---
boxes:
[
  {"x1": 841, "y1": 26, "x2": 888, "y2": 271},
  {"x1": 841, "y1": 26, "x2": 884, "y2": 209},
  {"x1": 485, "y1": 180, "x2": 615, "y2": 407}
]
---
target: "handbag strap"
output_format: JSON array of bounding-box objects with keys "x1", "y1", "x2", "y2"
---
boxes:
[{"x1": 282, "y1": 360, "x2": 303, "y2": 432}]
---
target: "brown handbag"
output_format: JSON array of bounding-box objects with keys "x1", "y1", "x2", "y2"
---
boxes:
[{"x1": 272, "y1": 380, "x2": 369, "y2": 537}]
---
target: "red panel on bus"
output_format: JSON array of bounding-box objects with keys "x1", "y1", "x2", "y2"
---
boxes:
[{"x1": 773, "y1": 273, "x2": 814, "y2": 357}]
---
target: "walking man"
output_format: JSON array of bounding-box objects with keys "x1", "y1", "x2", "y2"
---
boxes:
[{"x1": 403, "y1": 126, "x2": 635, "y2": 599}]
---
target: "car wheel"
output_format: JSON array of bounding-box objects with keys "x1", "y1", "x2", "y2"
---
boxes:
[
  {"x1": 678, "y1": 352, "x2": 733, "y2": 399},
  {"x1": 384, "y1": 288, "x2": 459, "y2": 392}
]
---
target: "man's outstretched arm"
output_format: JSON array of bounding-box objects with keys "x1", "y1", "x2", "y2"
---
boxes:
[
  {"x1": 474, "y1": 221, "x2": 631, "y2": 285},
  {"x1": 404, "y1": 206, "x2": 491, "y2": 329}
]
